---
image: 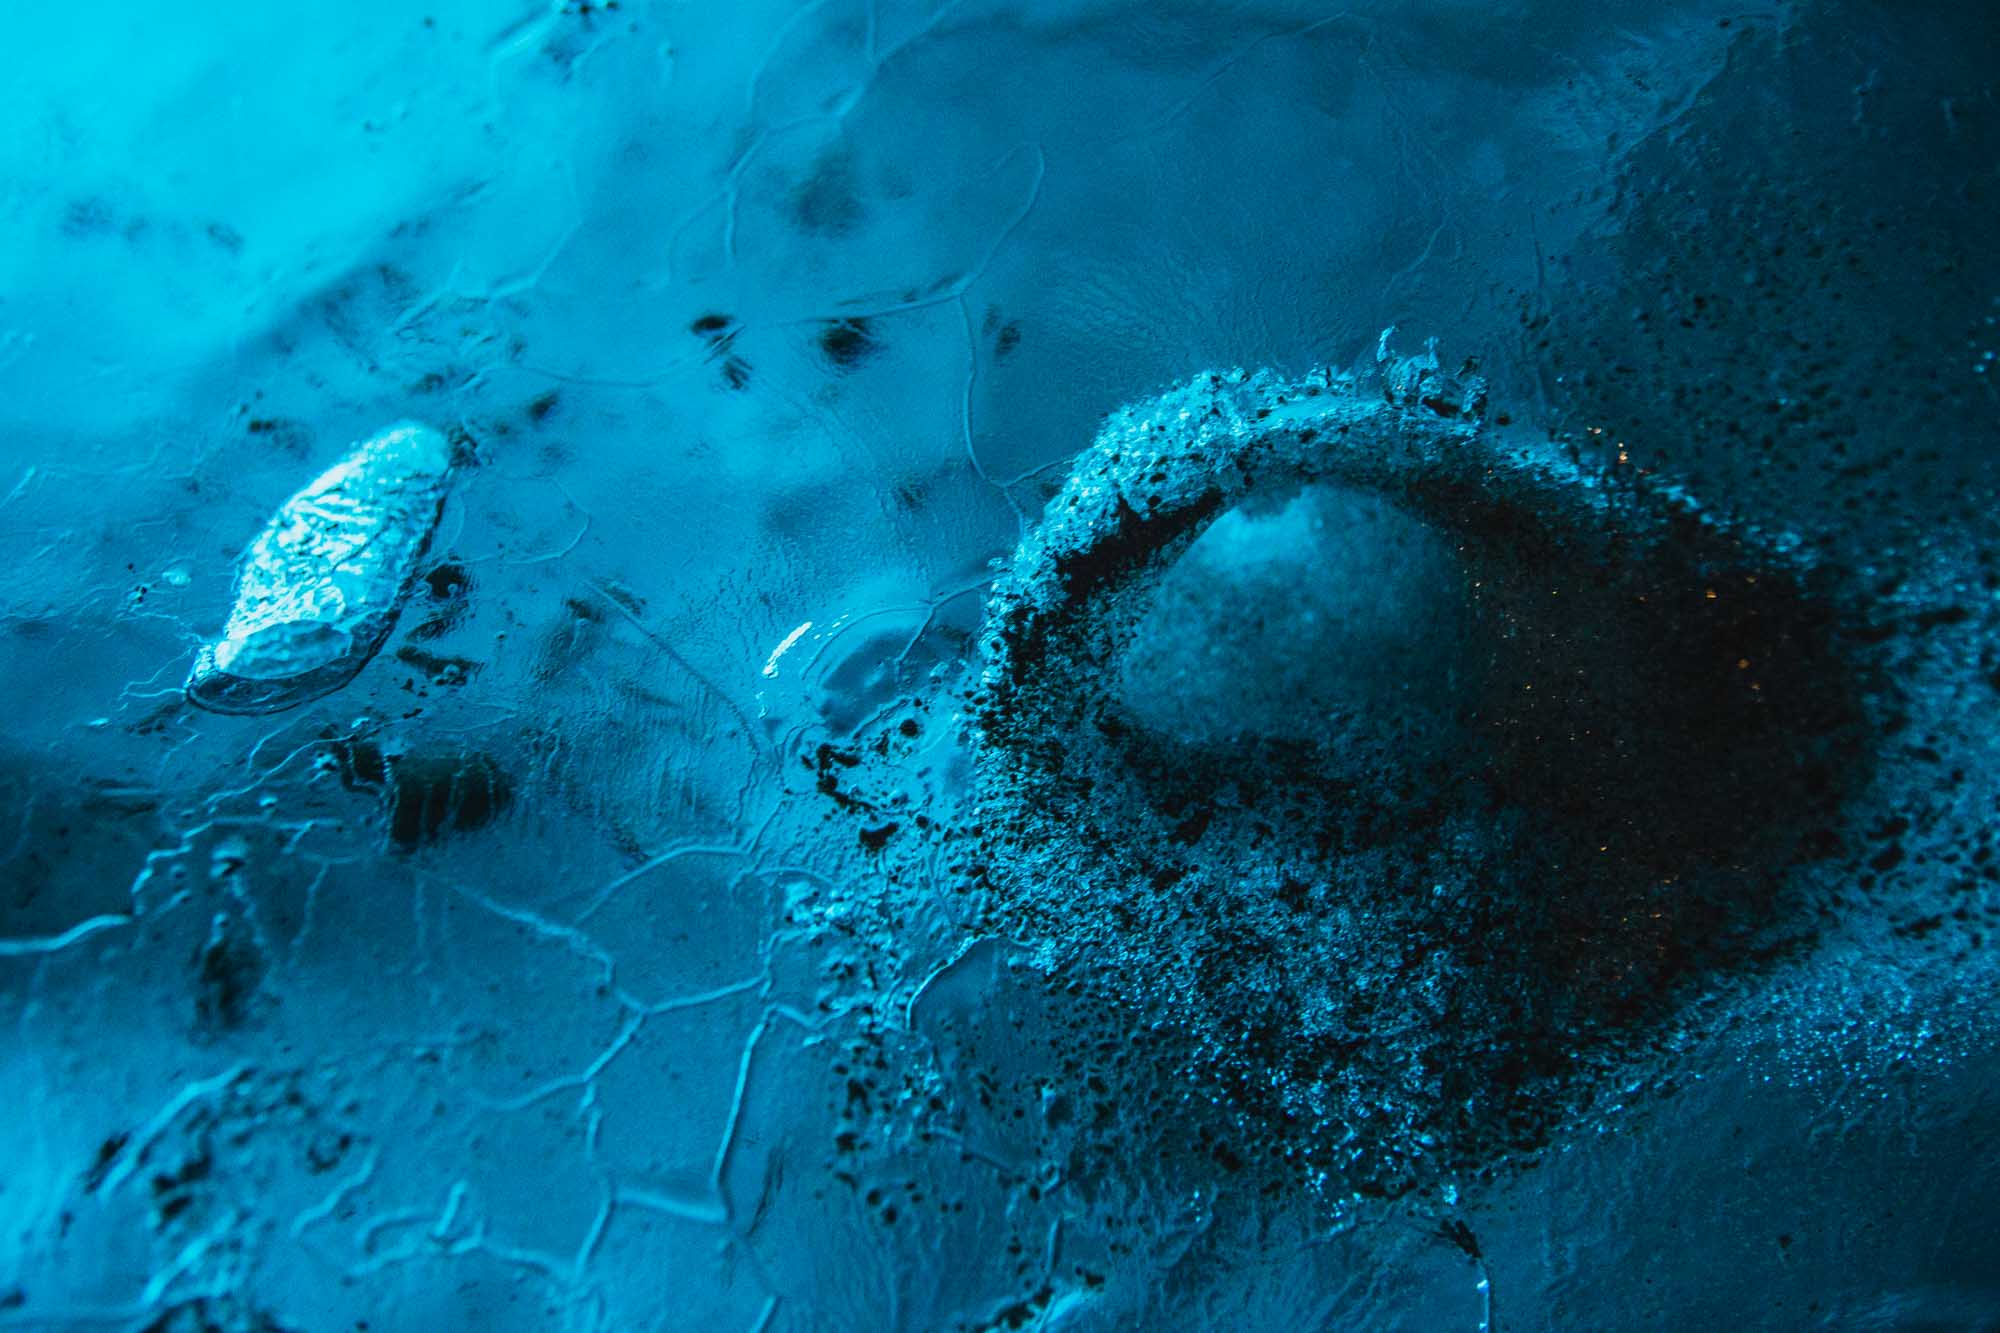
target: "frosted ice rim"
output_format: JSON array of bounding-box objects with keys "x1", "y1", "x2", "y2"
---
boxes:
[
  {"x1": 186, "y1": 422, "x2": 454, "y2": 716},
  {"x1": 963, "y1": 336, "x2": 1880, "y2": 1197}
]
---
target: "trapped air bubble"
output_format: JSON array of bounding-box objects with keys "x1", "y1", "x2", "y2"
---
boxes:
[{"x1": 186, "y1": 422, "x2": 454, "y2": 716}]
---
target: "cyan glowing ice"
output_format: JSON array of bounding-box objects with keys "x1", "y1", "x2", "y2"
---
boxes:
[{"x1": 186, "y1": 422, "x2": 452, "y2": 715}]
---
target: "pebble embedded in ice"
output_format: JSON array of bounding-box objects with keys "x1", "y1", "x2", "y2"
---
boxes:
[{"x1": 186, "y1": 422, "x2": 453, "y2": 716}]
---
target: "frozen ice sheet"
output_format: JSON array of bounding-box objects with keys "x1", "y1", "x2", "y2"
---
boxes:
[{"x1": 2, "y1": 1, "x2": 1998, "y2": 1329}]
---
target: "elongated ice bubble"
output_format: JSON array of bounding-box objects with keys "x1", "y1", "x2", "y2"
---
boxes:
[{"x1": 186, "y1": 422, "x2": 454, "y2": 715}]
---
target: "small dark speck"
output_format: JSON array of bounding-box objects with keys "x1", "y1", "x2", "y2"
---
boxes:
[
  {"x1": 1912, "y1": 605, "x2": 1969, "y2": 632},
  {"x1": 525, "y1": 390, "x2": 559, "y2": 423},
  {"x1": 994, "y1": 321, "x2": 1022, "y2": 357},
  {"x1": 1868, "y1": 844, "x2": 1906, "y2": 874},
  {"x1": 859, "y1": 822, "x2": 899, "y2": 853},
  {"x1": 386, "y1": 750, "x2": 510, "y2": 848},
  {"x1": 1170, "y1": 808, "x2": 1212, "y2": 846},
  {"x1": 242, "y1": 417, "x2": 313, "y2": 456},
  {"x1": 721, "y1": 356, "x2": 752, "y2": 391},
  {"x1": 1439, "y1": 1218, "x2": 1483, "y2": 1261},
  {"x1": 792, "y1": 152, "x2": 864, "y2": 236},
  {"x1": 196, "y1": 921, "x2": 262, "y2": 1030},
  {"x1": 817, "y1": 317, "x2": 879, "y2": 370},
  {"x1": 205, "y1": 222, "x2": 245, "y2": 255},
  {"x1": 395, "y1": 645, "x2": 480, "y2": 686},
  {"x1": 424, "y1": 562, "x2": 469, "y2": 600},
  {"x1": 446, "y1": 425, "x2": 480, "y2": 468},
  {"x1": 690, "y1": 313, "x2": 735, "y2": 337},
  {"x1": 84, "y1": 1132, "x2": 129, "y2": 1193}
]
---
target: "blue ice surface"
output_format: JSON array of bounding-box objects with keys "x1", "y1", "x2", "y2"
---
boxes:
[{"x1": 2, "y1": 1, "x2": 1999, "y2": 1329}]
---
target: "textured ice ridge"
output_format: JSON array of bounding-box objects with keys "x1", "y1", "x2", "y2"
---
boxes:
[{"x1": 186, "y1": 422, "x2": 453, "y2": 715}]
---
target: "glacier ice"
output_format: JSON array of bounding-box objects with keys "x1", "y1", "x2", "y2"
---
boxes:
[{"x1": 3, "y1": 1, "x2": 1999, "y2": 1329}]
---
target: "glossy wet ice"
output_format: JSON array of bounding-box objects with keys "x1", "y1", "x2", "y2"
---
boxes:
[
  {"x1": 1116, "y1": 481, "x2": 1474, "y2": 757},
  {"x1": 2, "y1": 2, "x2": 1997, "y2": 1330},
  {"x1": 186, "y1": 422, "x2": 454, "y2": 715}
]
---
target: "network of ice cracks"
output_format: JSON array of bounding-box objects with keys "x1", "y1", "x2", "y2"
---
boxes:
[{"x1": 3, "y1": 1, "x2": 2000, "y2": 1331}]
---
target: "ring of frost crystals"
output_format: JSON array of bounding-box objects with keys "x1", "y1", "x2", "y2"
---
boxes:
[{"x1": 963, "y1": 341, "x2": 1881, "y2": 1200}]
